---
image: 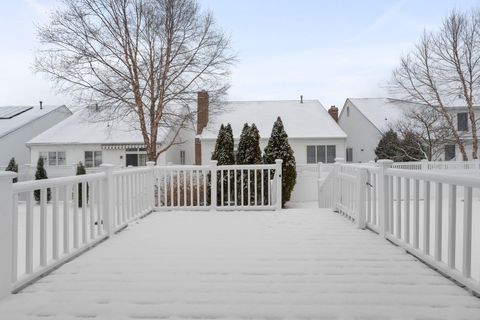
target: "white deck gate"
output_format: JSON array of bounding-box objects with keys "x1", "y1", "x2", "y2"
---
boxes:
[
  {"x1": 318, "y1": 159, "x2": 480, "y2": 296},
  {"x1": 0, "y1": 160, "x2": 283, "y2": 300}
]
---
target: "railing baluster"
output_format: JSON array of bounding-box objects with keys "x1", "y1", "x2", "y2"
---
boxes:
[
  {"x1": 241, "y1": 169, "x2": 245, "y2": 206},
  {"x1": 63, "y1": 185, "x2": 70, "y2": 254},
  {"x1": 434, "y1": 182, "x2": 442, "y2": 262},
  {"x1": 190, "y1": 171, "x2": 194, "y2": 206},
  {"x1": 12, "y1": 193, "x2": 18, "y2": 282},
  {"x1": 96, "y1": 180, "x2": 102, "y2": 235},
  {"x1": 73, "y1": 184, "x2": 79, "y2": 249},
  {"x1": 424, "y1": 181, "x2": 430, "y2": 255},
  {"x1": 234, "y1": 169, "x2": 238, "y2": 207},
  {"x1": 203, "y1": 169, "x2": 207, "y2": 207},
  {"x1": 462, "y1": 186, "x2": 472, "y2": 278},
  {"x1": 196, "y1": 170, "x2": 200, "y2": 207},
  {"x1": 221, "y1": 169, "x2": 224, "y2": 207},
  {"x1": 26, "y1": 192, "x2": 33, "y2": 274},
  {"x1": 261, "y1": 169, "x2": 264, "y2": 206},
  {"x1": 447, "y1": 184, "x2": 456, "y2": 269},
  {"x1": 183, "y1": 170, "x2": 187, "y2": 207},
  {"x1": 90, "y1": 181, "x2": 96, "y2": 240},
  {"x1": 227, "y1": 169, "x2": 231, "y2": 206},
  {"x1": 254, "y1": 169, "x2": 258, "y2": 206},
  {"x1": 395, "y1": 176, "x2": 401, "y2": 238},
  {"x1": 404, "y1": 178, "x2": 410, "y2": 244},
  {"x1": 82, "y1": 182, "x2": 87, "y2": 244},
  {"x1": 52, "y1": 187, "x2": 59, "y2": 260},
  {"x1": 413, "y1": 179, "x2": 419, "y2": 249},
  {"x1": 40, "y1": 188, "x2": 47, "y2": 267}
]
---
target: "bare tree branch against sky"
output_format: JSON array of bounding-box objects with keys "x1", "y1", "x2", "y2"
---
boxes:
[{"x1": 0, "y1": 0, "x2": 478, "y2": 108}]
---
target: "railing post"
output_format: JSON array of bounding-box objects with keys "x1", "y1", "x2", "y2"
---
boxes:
[
  {"x1": 100, "y1": 164, "x2": 115, "y2": 236},
  {"x1": 377, "y1": 159, "x2": 393, "y2": 237},
  {"x1": 146, "y1": 161, "x2": 155, "y2": 209},
  {"x1": 0, "y1": 171, "x2": 16, "y2": 299},
  {"x1": 210, "y1": 160, "x2": 218, "y2": 210},
  {"x1": 275, "y1": 159, "x2": 283, "y2": 210},
  {"x1": 333, "y1": 158, "x2": 344, "y2": 211},
  {"x1": 357, "y1": 168, "x2": 367, "y2": 229},
  {"x1": 421, "y1": 159, "x2": 428, "y2": 171}
]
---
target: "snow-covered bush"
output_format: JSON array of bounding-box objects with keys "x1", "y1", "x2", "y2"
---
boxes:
[{"x1": 5, "y1": 157, "x2": 18, "y2": 183}]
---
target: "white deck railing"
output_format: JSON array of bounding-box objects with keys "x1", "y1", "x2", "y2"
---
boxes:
[
  {"x1": 0, "y1": 160, "x2": 283, "y2": 299},
  {"x1": 318, "y1": 158, "x2": 480, "y2": 295},
  {"x1": 154, "y1": 160, "x2": 283, "y2": 211}
]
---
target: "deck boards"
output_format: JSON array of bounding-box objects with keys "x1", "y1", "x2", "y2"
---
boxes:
[{"x1": 1, "y1": 208, "x2": 480, "y2": 319}]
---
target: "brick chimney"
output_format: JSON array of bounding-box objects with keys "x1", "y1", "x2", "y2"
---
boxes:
[
  {"x1": 328, "y1": 105, "x2": 338, "y2": 122},
  {"x1": 195, "y1": 91, "x2": 209, "y2": 165}
]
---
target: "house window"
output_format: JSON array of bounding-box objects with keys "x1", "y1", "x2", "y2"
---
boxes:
[
  {"x1": 327, "y1": 145, "x2": 336, "y2": 163},
  {"x1": 125, "y1": 147, "x2": 147, "y2": 167},
  {"x1": 306, "y1": 145, "x2": 336, "y2": 164},
  {"x1": 180, "y1": 150, "x2": 186, "y2": 165},
  {"x1": 346, "y1": 148, "x2": 353, "y2": 162},
  {"x1": 39, "y1": 151, "x2": 65, "y2": 166},
  {"x1": 457, "y1": 112, "x2": 468, "y2": 131},
  {"x1": 445, "y1": 145, "x2": 456, "y2": 161},
  {"x1": 347, "y1": 106, "x2": 350, "y2": 117},
  {"x1": 85, "y1": 151, "x2": 102, "y2": 167}
]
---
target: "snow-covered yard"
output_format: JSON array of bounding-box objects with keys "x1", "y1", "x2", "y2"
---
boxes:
[{"x1": 1, "y1": 208, "x2": 480, "y2": 319}]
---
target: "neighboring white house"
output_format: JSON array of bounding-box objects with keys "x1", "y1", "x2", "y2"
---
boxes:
[
  {"x1": 0, "y1": 104, "x2": 72, "y2": 166},
  {"x1": 27, "y1": 108, "x2": 172, "y2": 170},
  {"x1": 338, "y1": 98, "x2": 480, "y2": 163},
  {"x1": 195, "y1": 99, "x2": 347, "y2": 165}
]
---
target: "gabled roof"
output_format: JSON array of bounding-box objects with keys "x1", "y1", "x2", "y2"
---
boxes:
[
  {"x1": 28, "y1": 108, "x2": 169, "y2": 145},
  {"x1": 200, "y1": 100, "x2": 346, "y2": 139},
  {"x1": 0, "y1": 105, "x2": 71, "y2": 139},
  {"x1": 342, "y1": 98, "x2": 420, "y2": 132}
]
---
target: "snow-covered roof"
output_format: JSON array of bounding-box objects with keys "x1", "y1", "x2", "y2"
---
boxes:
[
  {"x1": 28, "y1": 108, "x2": 169, "y2": 145},
  {"x1": 200, "y1": 100, "x2": 346, "y2": 139},
  {"x1": 345, "y1": 98, "x2": 421, "y2": 132},
  {"x1": 0, "y1": 105, "x2": 71, "y2": 139}
]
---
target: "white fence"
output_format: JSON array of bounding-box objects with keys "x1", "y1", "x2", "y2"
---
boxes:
[
  {"x1": 153, "y1": 160, "x2": 283, "y2": 211},
  {"x1": 319, "y1": 159, "x2": 480, "y2": 295},
  {"x1": 0, "y1": 160, "x2": 283, "y2": 299}
]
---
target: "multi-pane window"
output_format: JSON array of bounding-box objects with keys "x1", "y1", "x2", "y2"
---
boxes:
[
  {"x1": 307, "y1": 145, "x2": 336, "y2": 164},
  {"x1": 85, "y1": 151, "x2": 102, "y2": 167},
  {"x1": 39, "y1": 151, "x2": 65, "y2": 166},
  {"x1": 445, "y1": 145, "x2": 456, "y2": 161},
  {"x1": 125, "y1": 147, "x2": 147, "y2": 167},
  {"x1": 180, "y1": 150, "x2": 186, "y2": 165},
  {"x1": 457, "y1": 112, "x2": 468, "y2": 131},
  {"x1": 346, "y1": 148, "x2": 353, "y2": 163}
]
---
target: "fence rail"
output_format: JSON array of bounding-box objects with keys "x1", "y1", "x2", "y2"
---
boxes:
[{"x1": 318, "y1": 158, "x2": 480, "y2": 295}]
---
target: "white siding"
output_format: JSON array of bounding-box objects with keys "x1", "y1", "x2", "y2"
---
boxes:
[{"x1": 338, "y1": 100, "x2": 382, "y2": 163}]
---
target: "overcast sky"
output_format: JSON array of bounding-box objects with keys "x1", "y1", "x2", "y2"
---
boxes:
[{"x1": 0, "y1": 0, "x2": 477, "y2": 109}]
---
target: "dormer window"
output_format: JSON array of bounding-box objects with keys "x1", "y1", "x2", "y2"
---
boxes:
[{"x1": 457, "y1": 112, "x2": 468, "y2": 131}]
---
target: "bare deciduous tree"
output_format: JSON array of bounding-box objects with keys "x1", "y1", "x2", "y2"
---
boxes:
[
  {"x1": 395, "y1": 107, "x2": 453, "y2": 161},
  {"x1": 390, "y1": 9, "x2": 480, "y2": 160},
  {"x1": 35, "y1": 0, "x2": 236, "y2": 161}
]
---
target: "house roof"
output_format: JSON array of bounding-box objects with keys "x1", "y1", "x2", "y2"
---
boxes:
[
  {"x1": 0, "y1": 105, "x2": 71, "y2": 139},
  {"x1": 343, "y1": 98, "x2": 420, "y2": 132},
  {"x1": 200, "y1": 100, "x2": 347, "y2": 140},
  {"x1": 27, "y1": 108, "x2": 169, "y2": 145}
]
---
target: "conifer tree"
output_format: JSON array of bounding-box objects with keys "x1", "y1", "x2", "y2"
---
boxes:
[
  {"x1": 236, "y1": 123, "x2": 250, "y2": 165},
  {"x1": 76, "y1": 161, "x2": 88, "y2": 207},
  {"x1": 263, "y1": 117, "x2": 296, "y2": 207},
  {"x1": 5, "y1": 157, "x2": 18, "y2": 183},
  {"x1": 34, "y1": 157, "x2": 51, "y2": 202},
  {"x1": 211, "y1": 124, "x2": 226, "y2": 162},
  {"x1": 375, "y1": 129, "x2": 402, "y2": 161}
]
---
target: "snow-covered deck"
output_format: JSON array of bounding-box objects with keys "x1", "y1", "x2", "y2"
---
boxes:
[{"x1": 1, "y1": 208, "x2": 480, "y2": 319}]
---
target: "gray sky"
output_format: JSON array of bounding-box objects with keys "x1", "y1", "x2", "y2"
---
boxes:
[{"x1": 0, "y1": 0, "x2": 478, "y2": 109}]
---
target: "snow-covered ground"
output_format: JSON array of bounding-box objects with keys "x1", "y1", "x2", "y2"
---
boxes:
[{"x1": 1, "y1": 208, "x2": 480, "y2": 319}]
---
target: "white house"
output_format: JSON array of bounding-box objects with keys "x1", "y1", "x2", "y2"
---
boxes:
[
  {"x1": 338, "y1": 98, "x2": 480, "y2": 162},
  {"x1": 195, "y1": 97, "x2": 347, "y2": 165},
  {"x1": 0, "y1": 104, "x2": 72, "y2": 166},
  {"x1": 27, "y1": 108, "x2": 172, "y2": 169}
]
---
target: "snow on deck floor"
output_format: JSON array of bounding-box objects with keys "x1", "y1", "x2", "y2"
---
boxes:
[{"x1": 1, "y1": 208, "x2": 480, "y2": 320}]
